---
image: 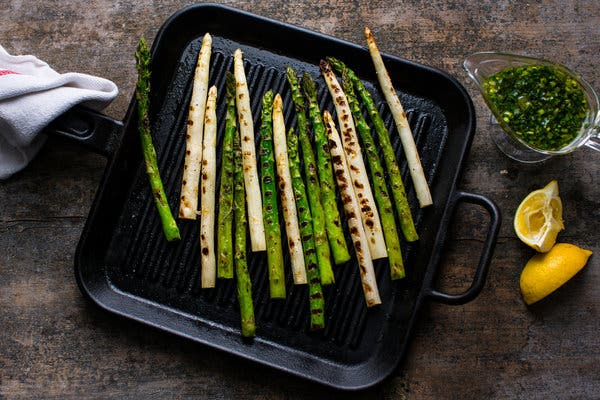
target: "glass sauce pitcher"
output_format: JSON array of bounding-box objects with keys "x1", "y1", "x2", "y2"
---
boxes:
[{"x1": 464, "y1": 52, "x2": 600, "y2": 163}]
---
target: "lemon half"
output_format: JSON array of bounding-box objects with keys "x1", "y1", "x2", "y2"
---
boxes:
[
  {"x1": 520, "y1": 243, "x2": 592, "y2": 304},
  {"x1": 514, "y1": 180, "x2": 564, "y2": 253}
]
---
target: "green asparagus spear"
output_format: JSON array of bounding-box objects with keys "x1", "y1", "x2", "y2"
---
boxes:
[
  {"x1": 135, "y1": 38, "x2": 180, "y2": 242},
  {"x1": 216, "y1": 73, "x2": 236, "y2": 279},
  {"x1": 340, "y1": 68, "x2": 405, "y2": 279},
  {"x1": 287, "y1": 128, "x2": 325, "y2": 330},
  {"x1": 301, "y1": 73, "x2": 350, "y2": 265},
  {"x1": 327, "y1": 57, "x2": 418, "y2": 242},
  {"x1": 259, "y1": 90, "x2": 286, "y2": 299},
  {"x1": 234, "y1": 126, "x2": 256, "y2": 337},
  {"x1": 286, "y1": 67, "x2": 334, "y2": 285}
]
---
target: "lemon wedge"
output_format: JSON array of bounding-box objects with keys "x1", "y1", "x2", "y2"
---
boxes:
[
  {"x1": 520, "y1": 243, "x2": 592, "y2": 304},
  {"x1": 514, "y1": 180, "x2": 564, "y2": 253}
]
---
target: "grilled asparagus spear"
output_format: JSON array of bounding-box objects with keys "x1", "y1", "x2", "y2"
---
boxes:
[
  {"x1": 365, "y1": 27, "x2": 432, "y2": 208},
  {"x1": 216, "y1": 73, "x2": 236, "y2": 279},
  {"x1": 134, "y1": 38, "x2": 180, "y2": 242},
  {"x1": 301, "y1": 73, "x2": 350, "y2": 265},
  {"x1": 259, "y1": 90, "x2": 286, "y2": 298},
  {"x1": 200, "y1": 85, "x2": 218, "y2": 288},
  {"x1": 234, "y1": 126, "x2": 256, "y2": 337},
  {"x1": 287, "y1": 127, "x2": 325, "y2": 330},
  {"x1": 179, "y1": 33, "x2": 212, "y2": 220},
  {"x1": 273, "y1": 93, "x2": 306, "y2": 285},
  {"x1": 286, "y1": 67, "x2": 334, "y2": 285},
  {"x1": 234, "y1": 49, "x2": 266, "y2": 251}
]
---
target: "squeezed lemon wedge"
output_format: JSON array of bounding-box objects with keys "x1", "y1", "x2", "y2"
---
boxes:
[
  {"x1": 514, "y1": 180, "x2": 564, "y2": 252},
  {"x1": 520, "y1": 243, "x2": 593, "y2": 304}
]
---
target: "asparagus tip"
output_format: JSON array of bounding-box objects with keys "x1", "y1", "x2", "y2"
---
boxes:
[
  {"x1": 273, "y1": 92, "x2": 282, "y2": 107},
  {"x1": 318, "y1": 59, "x2": 331, "y2": 73},
  {"x1": 301, "y1": 72, "x2": 316, "y2": 98},
  {"x1": 135, "y1": 38, "x2": 150, "y2": 69},
  {"x1": 262, "y1": 89, "x2": 274, "y2": 104},
  {"x1": 326, "y1": 56, "x2": 346, "y2": 74},
  {"x1": 324, "y1": 55, "x2": 338, "y2": 66},
  {"x1": 136, "y1": 37, "x2": 147, "y2": 51}
]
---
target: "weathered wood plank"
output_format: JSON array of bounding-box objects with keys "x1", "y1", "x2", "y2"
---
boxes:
[{"x1": 1, "y1": 1, "x2": 598, "y2": 398}]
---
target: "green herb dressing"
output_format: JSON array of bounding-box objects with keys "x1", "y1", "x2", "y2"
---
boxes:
[{"x1": 483, "y1": 65, "x2": 588, "y2": 151}]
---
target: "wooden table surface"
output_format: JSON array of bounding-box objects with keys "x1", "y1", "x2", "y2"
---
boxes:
[{"x1": 1, "y1": 1, "x2": 599, "y2": 398}]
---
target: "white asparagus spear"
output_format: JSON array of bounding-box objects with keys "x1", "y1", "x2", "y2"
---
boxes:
[
  {"x1": 324, "y1": 111, "x2": 381, "y2": 307},
  {"x1": 200, "y1": 86, "x2": 217, "y2": 288},
  {"x1": 319, "y1": 59, "x2": 387, "y2": 260},
  {"x1": 234, "y1": 49, "x2": 266, "y2": 251},
  {"x1": 179, "y1": 33, "x2": 212, "y2": 219},
  {"x1": 365, "y1": 26, "x2": 433, "y2": 208},
  {"x1": 272, "y1": 94, "x2": 307, "y2": 285}
]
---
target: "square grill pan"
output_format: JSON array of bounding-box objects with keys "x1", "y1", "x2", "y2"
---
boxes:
[{"x1": 46, "y1": 3, "x2": 500, "y2": 390}]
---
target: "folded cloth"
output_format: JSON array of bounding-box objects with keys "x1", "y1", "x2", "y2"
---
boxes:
[{"x1": 0, "y1": 44, "x2": 118, "y2": 179}]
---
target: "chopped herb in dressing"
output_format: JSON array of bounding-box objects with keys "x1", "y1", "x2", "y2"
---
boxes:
[{"x1": 484, "y1": 65, "x2": 588, "y2": 151}]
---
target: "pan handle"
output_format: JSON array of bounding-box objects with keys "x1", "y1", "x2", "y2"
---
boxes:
[
  {"x1": 426, "y1": 191, "x2": 501, "y2": 305},
  {"x1": 44, "y1": 105, "x2": 124, "y2": 157}
]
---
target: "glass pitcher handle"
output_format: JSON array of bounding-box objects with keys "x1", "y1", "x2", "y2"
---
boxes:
[{"x1": 585, "y1": 127, "x2": 600, "y2": 152}]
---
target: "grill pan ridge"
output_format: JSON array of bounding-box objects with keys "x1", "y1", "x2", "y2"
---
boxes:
[{"x1": 48, "y1": 4, "x2": 501, "y2": 390}]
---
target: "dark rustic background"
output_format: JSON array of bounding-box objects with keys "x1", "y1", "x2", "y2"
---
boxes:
[{"x1": 1, "y1": 1, "x2": 599, "y2": 399}]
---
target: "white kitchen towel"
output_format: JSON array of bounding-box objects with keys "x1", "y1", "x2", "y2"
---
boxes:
[{"x1": 0, "y1": 44, "x2": 118, "y2": 179}]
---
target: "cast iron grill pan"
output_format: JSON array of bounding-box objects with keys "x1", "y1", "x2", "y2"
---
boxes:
[{"x1": 47, "y1": 4, "x2": 500, "y2": 390}]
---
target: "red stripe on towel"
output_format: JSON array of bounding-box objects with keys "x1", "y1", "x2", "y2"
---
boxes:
[{"x1": 0, "y1": 69, "x2": 20, "y2": 76}]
